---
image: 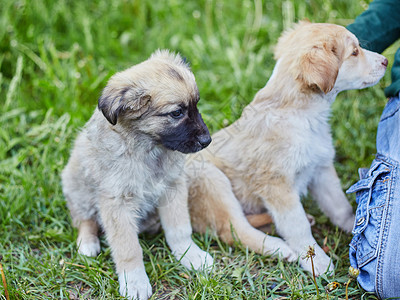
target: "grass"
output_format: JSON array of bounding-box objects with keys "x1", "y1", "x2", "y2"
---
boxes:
[{"x1": 0, "y1": 0, "x2": 394, "y2": 299}]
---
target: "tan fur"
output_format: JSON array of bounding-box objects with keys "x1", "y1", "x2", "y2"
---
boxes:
[
  {"x1": 62, "y1": 50, "x2": 213, "y2": 300},
  {"x1": 186, "y1": 22, "x2": 388, "y2": 275},
  {"x1": 246, "y1": 213, "x2": 273, "y2": 228}
]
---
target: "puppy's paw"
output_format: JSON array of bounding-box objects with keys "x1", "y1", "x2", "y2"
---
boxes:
[
  {"x1": 339, "y1": 213, "x2": 355, "y2": 233},
  {"x1": 174, "y1": 242, "x2": 214, "y2": 271},
  {"x1": 263, "y1": 236, "x2": 297, "y2": 262},
  {"x1": 299, "y1": 245, "x2": 334, "y2": 276},
  {"x1": 118, "y1": 268, "x2": 152, "y2": 300},
  {"x1": 77, "y1": 236, "x2": 100, "y2": 257},
  {"x1": 330, "y1": 205, "x2": 355, "y2": 233}
]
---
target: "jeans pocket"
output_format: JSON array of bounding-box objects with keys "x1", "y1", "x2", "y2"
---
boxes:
[{"x1": 347, "y1": 161, "x2": 391, "y2": 268}]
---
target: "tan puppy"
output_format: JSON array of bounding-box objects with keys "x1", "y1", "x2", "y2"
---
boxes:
[
  {"x1": 62, "y1": 50, "x2": 213, "y2": 300},
  {"x1": 186, "y1": 22, "x2": 388, "y2": 275}
]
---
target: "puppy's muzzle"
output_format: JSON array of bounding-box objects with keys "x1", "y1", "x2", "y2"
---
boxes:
[
  {"x1": 193, "y1": 113, "x2": 212, "y2": 151},
  {"x1": 158, "y1": 111, "x2": 211, "y2": 154},
  {"x1": 180, "y1": 112, "x2": 211, "y2": 153}
]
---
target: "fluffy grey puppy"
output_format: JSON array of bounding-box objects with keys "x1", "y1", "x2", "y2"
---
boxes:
[{"x1": 62, "y1": 50, "x2": 213, "y2": 300}]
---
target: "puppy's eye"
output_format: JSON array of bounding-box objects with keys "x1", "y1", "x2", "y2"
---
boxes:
[
  {"x1": 169, "y1": 109, "x2": 184, "y2": 119},
  {"x1": 352, "y1": 48, "x2": 359, "y2": 56}
]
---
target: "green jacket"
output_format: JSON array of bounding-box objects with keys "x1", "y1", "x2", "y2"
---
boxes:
[{"x1": 347, "y1": 0, "x2": 400, "y2": 98}]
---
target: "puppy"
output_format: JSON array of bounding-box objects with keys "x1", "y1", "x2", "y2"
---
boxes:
[
  {"x1": 185, "y1": 22, "x2": 388, "y2": 275},
  {"x1": 61, "y1": 50, "x2": 213, "y2": 300}
]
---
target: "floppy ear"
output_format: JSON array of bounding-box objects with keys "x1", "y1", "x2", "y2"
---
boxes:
[
  {"x1": 297, "y1": 44, "x2": 340, "y2": 94},
  {"x1": 98, "y1": 86, "x2": 151, "y2": 125}
]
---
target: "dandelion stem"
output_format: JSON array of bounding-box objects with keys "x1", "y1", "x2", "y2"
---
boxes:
[
  {"x1": 0, "y1": 256, "x2": 10, "y2": 300},
  {"x1": 345, "y1": 279, "x2": 351, "y2": 300},
  {"x1": 310, "y1": 256, "x2": 320, "y2": 297}
]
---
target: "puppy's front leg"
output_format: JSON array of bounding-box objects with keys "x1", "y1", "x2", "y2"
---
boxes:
[
  {"x1": 77, "y1": 219, "x2": 101, "y2": 257},
  {"x1": 158, "y1": 177, "x2": 214, "y2": 271},
  {"x1": 98, "y1": 197, "x2": 152, "y2": 300},
  {"x1": 265, "y1": 190, "x2": 333, "y2": 276},
  {"x1": 309, "y1": 164, "x2": 355, "y2": 232}
]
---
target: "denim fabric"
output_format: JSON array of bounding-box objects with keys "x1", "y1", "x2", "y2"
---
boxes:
[{"x1": 347, "y1": 94, "x2": 400, "y2": 299}]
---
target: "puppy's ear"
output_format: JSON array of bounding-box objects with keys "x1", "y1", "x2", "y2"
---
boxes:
[
  {"x1": 98, "y1": 86, "x2": 151, "y2": 125},
  {"x1": 298, "y1": 44, "x2": 340, "y2": 94}
]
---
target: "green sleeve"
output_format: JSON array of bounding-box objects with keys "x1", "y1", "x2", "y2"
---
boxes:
[
  {"x1": 347, "y1": 0, "x2": 400, "y2": 97},
  {"x1": 347, "y1": 0, "x2": 400, "y2": 54}
]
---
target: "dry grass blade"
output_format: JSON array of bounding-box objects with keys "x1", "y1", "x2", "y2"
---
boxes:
[{"x1": 59, "y1": 259, "x2": 110, "y2": 275}]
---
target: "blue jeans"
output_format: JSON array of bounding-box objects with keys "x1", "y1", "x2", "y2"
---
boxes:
[{"x1": 347, "y1": 94, "x2": 400, "y2": 299}]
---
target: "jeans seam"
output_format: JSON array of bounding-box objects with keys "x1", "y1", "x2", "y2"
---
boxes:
[
  {"x1": 379, "y1": 101, "x2": 400, "y2": 122},
  {"x1": 375, "y1": 166, "x2": 395, "y2": 298},
  {"x1": 376, "y1": 155, "x2": 399, "y2": 168}
]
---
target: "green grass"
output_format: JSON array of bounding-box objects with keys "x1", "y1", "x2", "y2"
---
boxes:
[{"x1": 0, "y1": 0, "x2": 393, "y2": 299}]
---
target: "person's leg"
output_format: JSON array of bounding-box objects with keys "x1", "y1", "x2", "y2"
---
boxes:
[
  {"x1": 375, "y1": 94, "x2": 400, "y2": 299},
  {"x1": 347, "y1": 94, "x2": 400, "y2": 298},
  {"x1": 376, "y1": 158, "x2": 400, "y2": 299}
]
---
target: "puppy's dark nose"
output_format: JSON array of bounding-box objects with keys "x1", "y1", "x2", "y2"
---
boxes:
[
  {"x1": 382, "y1": 58, "x2": 388, "y2": 67},
  {"x1": 198, "y1": 135, "x2": 212, "y2": 148}
]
